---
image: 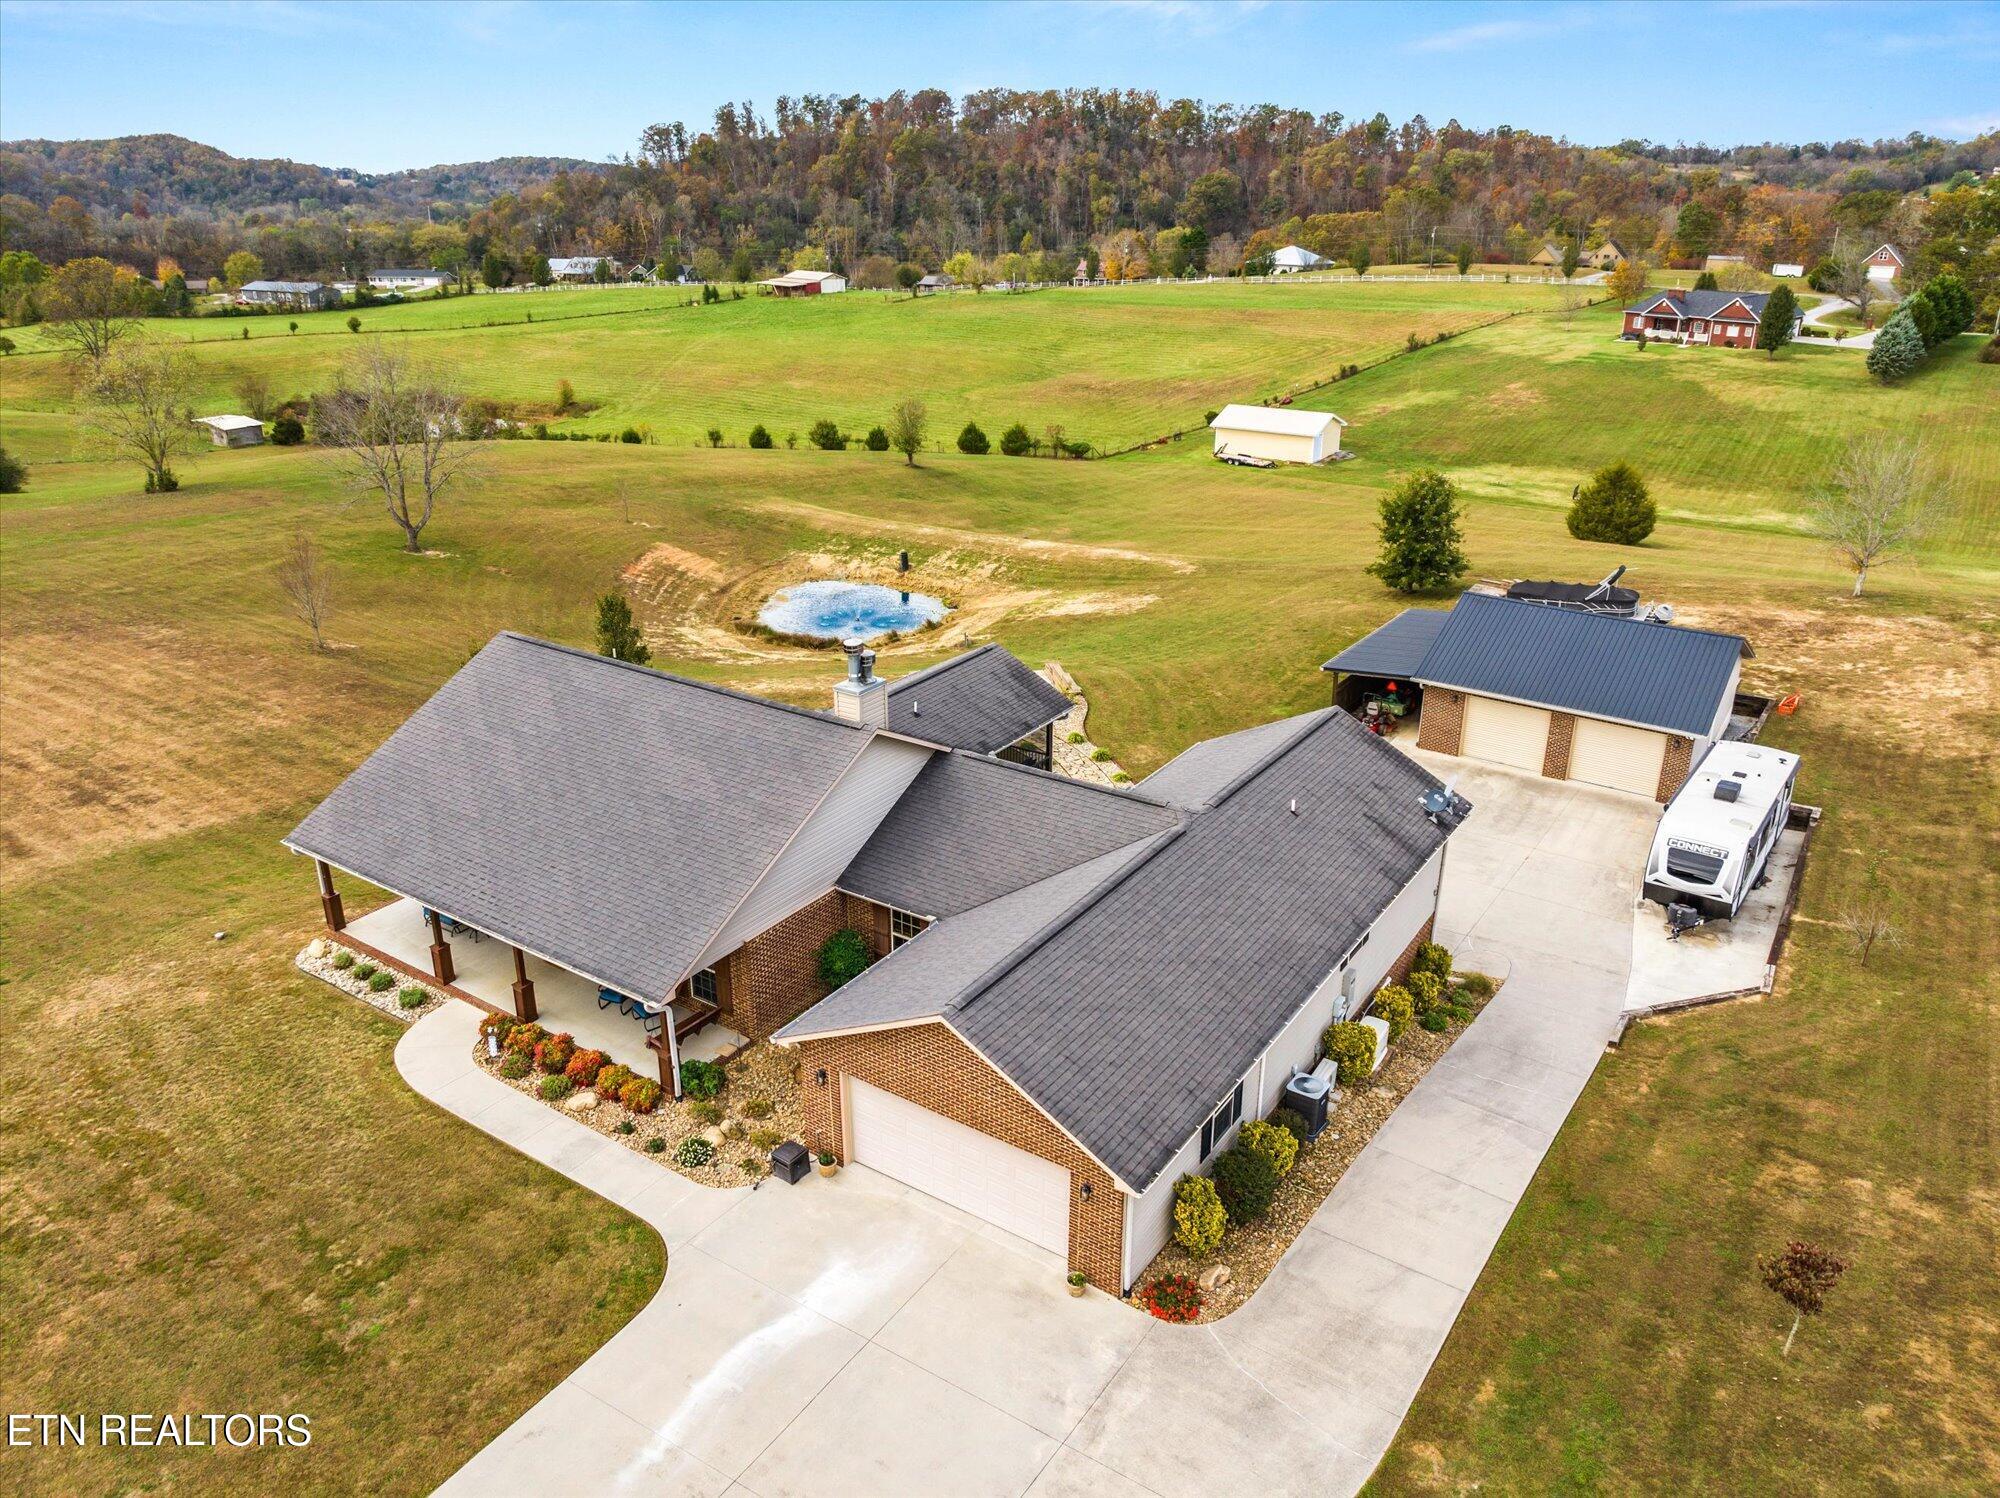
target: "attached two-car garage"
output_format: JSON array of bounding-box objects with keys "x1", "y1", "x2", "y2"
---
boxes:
[
  {"x1": 1458, "y1": 693, "x2": 1668, "y2": 796},
  {"x1": 845, "y1": 1078, "x2": 1071, "y2": 1255}
]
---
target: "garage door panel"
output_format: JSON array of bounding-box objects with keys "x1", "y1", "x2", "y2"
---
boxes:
[
  {"x1": 846, "y1": 1080, "x2": 1070, "y2": 1255},
  {"x1": 1568, "y1": 717, "x2": 1667, "y2": 796},
  {"x1": 1461, "y1": 695, "x2": 1551, "y2": 772}
]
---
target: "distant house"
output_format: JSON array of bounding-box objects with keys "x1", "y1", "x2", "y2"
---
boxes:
[
  {"x1": 1620, "y1": 288, "x2": 1802, "y2": 348},
  {"x1": 237, "y1": 280, "x2": 337, "y2": 311},
  {"x1": 1771, "y1": 262, "x2": 1806, "y2": 278},
  {"x1": 548, "y1": 256, "x2": 618, "y2": 282},
  {"x1": 1209, "y1": 404, "x2": 1348, "y2": 465},
  {"x1": 1073, "y1": 257, "x2": 1093, "y2": 285},
  {"x1": 1529, "y1": 242, "x2": 1566, "y2": 267},
  {"x1": 1864, "y1": 243, "x2": 1905, "y2": 282},
  {"x1": 195, "y1": 414, "x2": 264, "y2": 448},
  {"x1": 759, "y1": 269, "x2": 847, "y2": 297},
  {"x1": 1703, "y1": 254, "x2": 1746, "y2": 271},
  {"x1": 1270, "y1": 245, "x2": 1327, "y2": 273},
  {"x1": 1586, "y1": 239, "x2": 1629, "y2": 269},
  {"x1": 915, "y1": 274, "x2": 954, "y2": 294},
  {"x1": 358, "y1": 268, "x2": 449, "y2": 292}
]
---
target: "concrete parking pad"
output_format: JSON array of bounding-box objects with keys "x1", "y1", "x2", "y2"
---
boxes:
[{"x1": 1308, "y1": 1146, "x2": 1519, "y2": 1291}]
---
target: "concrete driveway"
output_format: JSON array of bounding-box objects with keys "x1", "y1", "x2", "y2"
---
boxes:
[{"x1": 405, "y1": 758, "x2": 1656, "y2": 1497}]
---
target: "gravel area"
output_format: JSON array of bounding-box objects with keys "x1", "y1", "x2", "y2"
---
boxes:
[
  {"x1": 296, "y1": 938, "x2": 448, "y2": 1023},
  {"x1": 1130, "y1": 975, "x2": 1499, "y2": 1322},
  {"x1": 1040, "y1": 660, "x2": 1128, "y2": 784},
  {"x1": 472, "y1": 1029, "x2": 805, "y2": 1190}
]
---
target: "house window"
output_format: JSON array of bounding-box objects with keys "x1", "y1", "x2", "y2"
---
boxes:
[
  {"x1": 691, "y1": 968, "x2": 718, "y2": 1005},
  {"x1": 1199, "y1": 1082, "x2": 1245, "y2": 1161},
  {"x1": 889, "y1": 908, "x2": 929, "y2": 949}
]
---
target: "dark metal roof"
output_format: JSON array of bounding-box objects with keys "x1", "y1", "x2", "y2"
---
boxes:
[
  {"x1": 1319, "y1": 608, "x2": 1451, "y2": 680},
  {"x1": 286, "y1": 633, "x2": 872, "y2": 1000},
  {"x1": 1415, "y1": 592, "x2": 1746, "y2": 736},
  {"x1": 884, "y1": 644, "x2": 1073, "y2": 755}
]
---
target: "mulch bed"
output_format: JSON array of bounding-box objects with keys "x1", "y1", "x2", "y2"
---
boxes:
[
  {"x1": 1130, "y1": 977, "x2": 1497, "y2": 1323},
  {"x1": 472, "y1": 1031, "x2": 805, "y2": 1190}
]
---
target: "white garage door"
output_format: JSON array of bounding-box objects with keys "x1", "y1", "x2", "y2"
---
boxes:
[
  {"x1": 1461, "y1": 695, "x2": 1552, "y2": 773},
  {"x1": 1568, "y1": 717, "x2": 1668, "y2": 797},
  {"x1": 846, "y1": 1079, "x2": 1070, "y2": 1255}
]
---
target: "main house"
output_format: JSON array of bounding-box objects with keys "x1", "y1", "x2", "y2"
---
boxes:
[
  {"x1": 1619, "y1": 287, "x2": 1801, "y2": 348},
  {"x1": 1270, "y1": 244, "x2": 1328, "y2": 273},
  {"x1": 289, "y1": 633, "x2": 1459, "y2": 1292}
]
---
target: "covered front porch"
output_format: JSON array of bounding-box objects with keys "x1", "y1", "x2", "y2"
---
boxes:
[{"x1": 334, "y1": 891, "x2": 743, "y2": 1083}]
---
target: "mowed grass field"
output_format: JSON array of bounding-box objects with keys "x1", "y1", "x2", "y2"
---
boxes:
[
  {"x1": 2, "y1": 285, "x2": 1996, "y2": 1493},
  {"x1": 0, "y1": 277, "x2": 1569, "y2": 460}
]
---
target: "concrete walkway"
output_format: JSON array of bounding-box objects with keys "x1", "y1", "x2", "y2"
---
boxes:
[{"x1": 406, "y1": 759, "x2": 1654, "y2": 1496}]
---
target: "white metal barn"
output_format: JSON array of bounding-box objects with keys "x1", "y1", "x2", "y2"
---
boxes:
[
  {"x1": 195, "y1": 414, "x2": 265, "y2": 448},
  {"x1": 1209, "y1": 404, "x2": 1347, "y2": 464}
]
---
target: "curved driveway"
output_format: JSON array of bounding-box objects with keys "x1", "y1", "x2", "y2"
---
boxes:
[{"x1": 409, "y1": 761, "x2": 1654, "y2": 1497}]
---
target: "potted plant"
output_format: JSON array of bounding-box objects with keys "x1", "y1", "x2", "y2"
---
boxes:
[
  {"x1": 816, "y1": 1150, "x2": 839, "y2": 1179},
  {"x1": 1067, "y1": 1270, "x2": 1087, "y2": 1299}
]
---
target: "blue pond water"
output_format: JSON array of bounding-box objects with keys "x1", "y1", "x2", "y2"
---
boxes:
[{"x1": 758, "y1": 579, "x2": 949, "y2": 641}]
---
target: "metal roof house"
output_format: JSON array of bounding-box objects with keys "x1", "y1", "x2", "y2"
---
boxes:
[
  {"x1": 1270, "y1": 244, "x2": 1328, "y2": 273},
  {"x1": 237, "y1": 279, "x2": 338, "y2": 310},
  {"x1": 1324, "y1": 591, "x2": 1752, "y2": 800},
  {"x1": 194, "y1": 414, "x2": 264, "y2": 448},
  {"x1": 291, "y1": 632, "x2": 1459, "y2": 1292},
  {"x1": 759, "y1": 269, "x2": 847, "y2": 296}
]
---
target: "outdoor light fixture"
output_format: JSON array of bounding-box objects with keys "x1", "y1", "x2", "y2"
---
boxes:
[
  {"x1": 1079, "y1": 1182, "x2": 1093, "y2": 1200},
  {"x1": 486, "y1": 1033, "x2": 501, "y2": 1059},
  {"x1": 815, "y1": 1068, "x2": 828, "y2": 1086}
]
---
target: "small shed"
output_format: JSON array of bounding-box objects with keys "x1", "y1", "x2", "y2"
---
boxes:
[
  {"x1": 195, "y1": 414, "x2": 265, "y2": 448},
  {"x1": 1209, "y1": 404, "x2": 1347, "y2": 465},
  {"x1": 1270, "y1": 245, "x2": 1327, "y2": 273},
  {"x1": 1771, "y1": 263, "x2": 1805, "y2": 278},
  {"x1": 915, "y1": 274, "x2": 954, "y2": 294}
]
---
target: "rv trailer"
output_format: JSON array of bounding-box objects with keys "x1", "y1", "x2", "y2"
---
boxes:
[{"x1": 1644, "y1": 742, "x2": 1800, "y2": 922}]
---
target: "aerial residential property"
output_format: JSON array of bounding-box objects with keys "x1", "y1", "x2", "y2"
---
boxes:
[
  {"x1": 1269, "y1": 243, "x2": 1329, "y2": 272},
  {"x1": 1209, "y1": 402, "x2": 1349, "y2": 464},
  {"x1": 1865, "y1": 242, "x2": 1907, "y2": 280},
  {"x1": 235, "y1": 278, "x2": 338, "y2": 309},
  {"x1": 1618, "y1": 286, "x2": 1803, "y2": 346},
  {"x1": 547, "y1": 255, "x2": 619, "y2": 282}
]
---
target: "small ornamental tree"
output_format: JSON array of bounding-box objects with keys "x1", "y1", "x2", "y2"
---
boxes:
[
  {"x1": 956, "y1": 421, "x2": 989, "y2": 455},
  {"x1": 1455, "y1": 243, "x2": 1474, "y2": 277},
  {"x1": 594, "y1": 592, "x2": 651, "y2": 665},
  {"x1": 1560, "y1": 241, "x2": 1581, "y2": 279},
  {"x1": 999, "y1": 421, "x2": 1034, "y2": 456},
  {"x1": 1757, "y1": 284, "x2": 1799, "y2": 358},
  {"x1": 863, "y1": 425, "x2": 889, "y2": 451},
  {"x1": 1350, "y1": 243, "x2": 1371, "y2": 278},
  {"x1": 1865, "y1": 312, "x2": 1925, "y2": 383},
  {"x1": 748, "y1": 423, "x2": 773, "y2": 449},
  {"x1": 815, "y1": 928, "x2": 870, "y2": 990},
  {"x1": 1368, "y1": 468, "x2": 1468, "y2": 593},
  {"x1": 1567, "y1": 461, "x2": 1657, "y2": 544},
  {"x1": 1171, "y1": 1175, "x2": 1228, "y2": 1257},
  {"x1": 887, "y1": 397, "x2": 928, "y2": 465},
  {"x1": 1758, "y1": 1240, "x2": 1849, "y2": 1355},
  {"x1": 894, "y1": 263, "x2": 922, "y2": 293}
]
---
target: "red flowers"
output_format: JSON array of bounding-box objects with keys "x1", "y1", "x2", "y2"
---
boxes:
[{"x1": 1138, "y1": 1274, "x2": 1204, "y2": 1323}]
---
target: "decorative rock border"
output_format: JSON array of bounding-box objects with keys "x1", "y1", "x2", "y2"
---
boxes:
[
  {"x1": 1041, "y1": 660, "x2": 1129, "y2": 785},
  {"x1": 295, "y1": 938, "x2": 449, "y2": 1024}
]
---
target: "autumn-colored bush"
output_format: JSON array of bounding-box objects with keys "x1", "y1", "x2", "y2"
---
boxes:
[
  {"x1": 595, "y1": 1063, "x2": 635, "y2": 1099},
  {"x1": 534, "y1": 1031, "x2": 575, "y2": 1075},
  {"x1": 1323, "y1": 1021, "x2": 1377, "y2": 1086},
  {"x1": 1372, "y1": 984, "x2": 1415, "y2": 1041},
  {"x1": 1138, "y1": 1274, "x2": 1204, "y2": 1323},
  {"x1": 1239, "y1": 1118, "x2": 1298, "y2": 1178},
  {"x1": 620, "y1": 1076, "x2": 661, "y2": 1114},
  {"x1": 565, "y1": 1048, "x2": 608, "y2": 1089},
  {"x1": 504, "y1": 1023, "x2": 546, "y2": 1055}
]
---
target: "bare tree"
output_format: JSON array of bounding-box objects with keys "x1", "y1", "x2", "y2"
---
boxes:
[
  {"x1": 80, "y1": 342, "x2": 201, "y2": 493},
  {"x1": 276, "y1": 532, "x2": 334, "y2": 649},
  {"x1": 1828, "y1": 254, "x2": 1878, "y2": 330},
  {"x1": 1808, "y1": 436, "x2": 1935, "y2": 597},
  {"x1": 314, "y1": 346, "x2": 476, "y2": 552},
  {"x1": 43, "y1": 256, "x2": 142, "y2": 367},
  {"x1": 887, "y1": 396, "x2": 928, "y2": 467},
  {"x1": 1835, "y1": 902, "x2": 1897, "y2": 966},
  {"x1": 236, "y1": 370, "x2": 273, "y2": 420}
]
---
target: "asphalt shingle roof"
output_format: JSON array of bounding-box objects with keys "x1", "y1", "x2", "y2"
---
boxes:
[
  {"x1": 1415, "y1": 592, "x2": 1745, "y2": 736},
  {"x1": 286, "y1": 633, "x2": 872, "y2": 1000},
  {"x1": 1319, "y1": 608, "x2": 1451, "y2": 680},
  {"x1": 1625, "y1": 288, "x2": 1773, "y2": 320},
  {"x1": 885, "y1": 645, "x2": 1073, "y2": 755}
]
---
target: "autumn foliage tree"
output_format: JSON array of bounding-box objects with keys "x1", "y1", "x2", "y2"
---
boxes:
[{"x1": 1758, "y1": 1241, "x2": 1848, "y2": 1356}]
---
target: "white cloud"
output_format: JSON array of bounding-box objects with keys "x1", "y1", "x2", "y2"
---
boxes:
[{"x1": 1406, "y1": 9, "x2": 1591, "y2": 53}]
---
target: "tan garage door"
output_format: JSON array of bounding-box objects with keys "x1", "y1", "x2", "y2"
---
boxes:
[
  {"x1": 846, "y1": 1079, "x2": 1070, "y2": 1255},
  {"x1": 1567, "y1": 717, "x2": 1668, "y2": 797},
  {"x1": 1460, "y1": 694, "x2": 1552, "y2": 772}
]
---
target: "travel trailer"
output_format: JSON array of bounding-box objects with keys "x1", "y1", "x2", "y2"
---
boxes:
[{"x1": 1643, "y1": 742, "x2": 1798, "y2": 922}]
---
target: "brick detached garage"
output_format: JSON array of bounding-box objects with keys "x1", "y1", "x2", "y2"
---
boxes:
[{"x1": 1324, "y1": 590, "x2": 1751, "y2": 802}]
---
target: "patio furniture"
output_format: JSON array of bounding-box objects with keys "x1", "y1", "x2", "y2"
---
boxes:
[
  {"x1": 423, "y1": 907, "x2": 483, "y2": 942},
  {"x1": 597, "y1": 985, "x2": 632, "y2": 1012}
]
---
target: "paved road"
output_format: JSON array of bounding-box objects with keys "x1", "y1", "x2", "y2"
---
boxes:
[
  {"x1": 407, "y1": 760, "x2": 1654, "y2": 1497},
  {"x1": 1801, "y1": 293, "x2": 1879, "y2": 349}
]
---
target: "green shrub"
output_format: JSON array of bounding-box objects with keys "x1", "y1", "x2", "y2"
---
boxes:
[
  {"x1": 1567, "y1": 461, "x2": 1656, "y2": 545},
  {"x1": 615, "y1": 1118, "x2": 636, "y2": 1135},
  {"x1": 674, "y1": 1137, "x2": 714, "y2": 1167},
  {"x1": 816, "y1": 928, "x2": 870, "y2": 990},
  {"x1": 1239, "y1": 1118, "x2": 1299, "y2": 1178},
  {"x1": 351, "y1": 961, "x2": 377, "y2": 980},
  {"x1": 1323, "y1": 1021, "x2": 1378, "y2": 1086},
  {"x1": 538, "y1": 1074, "x2": 574, "y2": 1102},
  {"x1": 999, "y1": 421, "x2": 1033, "y2": 456},
  {"x1": 1090, "y1": 747, "x2": 1111, "y2": 762},
  {"x1": 678, "y1": 1059, "x2": 725, "y2": 1099},
  {"x1": 270, "y1": 415, "x2": 304, "y2": 445},
  {"x1": 331, "y1": 950, "x2": 356, "y2": 970},
  {"x1": 1066, "y1": 731, "x2": 1085, "y2": 744},
  {"x1": 748, "y1": 423, "x2": 773, "y2": 449},
  {"x1": 367, "y1": 971, "x2": 395, "y2": 993},
  {"x1": 864, "y1": 425, "x2": 889, "y2": 451},
  {"x1": 741, "y1": 1097, "x2": 774, "y2": 1119},
  {"x1": 619, "y1": 427, "x2": 641, "y2": 444},
  {"x1": 1419, "y1": 1011, "x2": 1449, "y2": 1033},
  {"x1": 1172, "y1": 1175, "x2": 1228, "y2": 1256},
  {"x1": 1211, "y1": 1144, "x2": 1279, "y2": 1225},
  {"x1": 739, "y1": 1158, "x2": 764, "y2": 1176},
  {"x1": 706, "y1": 427, "x2": 723, "y2": 447},
  {"x1": 956, "y1": 421, "x2": 990, "y2": 454},
  {"x1": 1458, "y1": 972, "x2": 1496, "y2": 1000},
  {"x1": 498, "y1": 1052, "x2": 531, "y2": 1080},
  {"x1": 1372, "y1": 984, "x2": 1415, "y2": 1041},
  {"x1": 749, "y1": 1127, "x2": 784, "y2": 1150},
  {"x1": 1412, "y1": 940, "x2": 1452, "y2": 981},
  {"x1": 687, "y1": 1099, "x2": 723, "y2": 1125},
  {"x1": 398, "y1": 985, "x2": 426, "y2": 1009},
  {"x1": 621, "y1": 1076, "x2": 662, "y2": 1114},
  {"x1": 808, "y1": 418, "x2": 846, "y2": 451},
  {"x1": 645, "y1": 1135, "x2": 666, "y2": 1153},
  {"x1": 1408, "y1": 970, "x2": 1447, "y2": 1021}
]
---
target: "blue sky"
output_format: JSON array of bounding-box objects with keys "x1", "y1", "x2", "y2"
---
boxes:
[{"x1": 3, "y1": 0, "x2": 1996, "y2": 173}]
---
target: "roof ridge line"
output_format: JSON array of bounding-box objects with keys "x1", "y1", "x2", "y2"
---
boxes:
[
  {"x1": 1197, "y1": 708, "x2": 1338, "y2": 811},
  {"x1": 1443, "y1": 594, "x2": 1750, "y2": 648},
  {"x1": 493, "y1": 631, "x2": 865, "y2": 730},
  {"x1": 884, "y1": 643, "x2": 996, "y2": 694},
  {"x1": 942, "y1": 745, "x2": 1176, "y2": 810}
]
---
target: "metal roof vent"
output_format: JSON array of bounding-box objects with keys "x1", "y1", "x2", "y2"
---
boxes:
[{"x1": 1713, "y1": 779, "x2": 1742, "y2": 803}]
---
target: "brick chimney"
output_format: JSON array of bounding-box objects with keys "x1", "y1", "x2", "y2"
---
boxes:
[{"x1": 832, "y1": 639, "x2": 888, "y2": 728}]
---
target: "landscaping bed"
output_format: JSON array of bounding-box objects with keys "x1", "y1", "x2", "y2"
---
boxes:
[
  {"x1": 470, "y1": 1017, "x2": 805, "y2": 1189},
  {"x1": 296, "y1": 938, "x2": 448, "y2": 1023},
  {"x1": 1129, "y1": 957, "x2": 1497, "y2": 1324}
]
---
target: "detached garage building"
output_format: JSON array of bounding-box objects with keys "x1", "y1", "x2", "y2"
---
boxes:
[
  {"x1": 1324, "y1": 591, "x2": 1750, "y2": 801},
  {"x1": 1210, "y1": 404, "x2": 1347, "y2": 464}
]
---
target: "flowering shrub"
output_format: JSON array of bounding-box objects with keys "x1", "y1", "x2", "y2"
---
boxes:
[
  {"x1": 504, "y1": 1023, "x2": 546, "y2": 1055},
  {"x1": 498, "y1": 1052, "x2": 531, "y2": 1080},
  {"x1": 674, "y1": 1136, "x2": 714, "y2": 1167},
  {"x1": 565, "y1": 1048, "x2": 608, "y2": 1089},
  {"x1": 621, "y1": 1076, "x2": 661, "y2": 1114},
  {"x1": 595, "y1": 1063, "x2": 635, "y2": 1100},
  {"x1": 1239, "y1": 1118, "x2": 1298, "y2": 1178},
  {"x1": 538, "y1": 1074, "x2": 574, "y2": 1102},
  {"x1": 1372, "y1": 984, "x2": 1415, "y2": 1041},
  {"x1": 1322, "y1": 1021, "x2": 1377, "y2": 1086},
  {"x1": 678, "y1": 1058, "x2": 725, "y2": 1099},
  {"x1": 1172, "y1": 1175, "x2": 1228, "y2": 1257},
  {"x1": 479, "y1": 1010, "x2": 516, "y2": 1040},
  {"x1": 535, "y1": 1032, "x2": 576, "y2": 1075},
  {"x1": 1212, "y1": 1144, "x2": 1279, "y2": 1224},
  {"x1": 1138, "y1": 1274, "x2": 1204, "y2": 1323},
  {"x1": 1412, "y1": 940, "x2": 1453, "y2": 982}
]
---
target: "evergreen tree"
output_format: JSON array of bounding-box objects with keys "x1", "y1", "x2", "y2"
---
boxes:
[
  {"x1": 956, "y1": 421, "x2": 989, "y2": 454},
  {"x1": 1567, "y1": 461, "x2": 1656, "y2": 544},
  {"x1": 1455, "y1": 243, "x2": 1473, "y2": 277},
  {"x1": 0, "y1": 442, "x2": 25, "y2": 494},
  {"x1": 1560, "y1": 241, "x2": 1581, "y2": 279},
  {"x1": 1866, "y1": 313, "x2": 1926, "y2": 383},
  {"x1": 748, "y1": 424, "x2": 773, "y2": 448},
  {"x1": 1693, "y1": 270, "x2": 1719, "y2": 291},
  {"x1": 863, "y1": 426, "x2": 889, "y2": 451},
  {"x1": 1350, "y1": 244, "x2": 1371, "y2": 277},
  {"x1": 1368, "y1": 469, "x2": 1468, "y2": 593},
  {"x1": 1756, "y1": 284, "x2": 1798, "y2": 358},
  {"x1": 594, "y1": 593, "x2": 651, "y2": 665},
  {"x1": 999, "y1": 421, "x2": 1033, "y2": 456}
]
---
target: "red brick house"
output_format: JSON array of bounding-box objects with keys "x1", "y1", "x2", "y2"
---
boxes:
[{"x1": 1620, "y1": 288, "x2": 1798, "y2": 348}]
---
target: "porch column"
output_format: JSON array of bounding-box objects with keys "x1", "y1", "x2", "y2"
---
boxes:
[
  {"x1": 1044, "y1": 722, "x2": 1055, "y2": 770},
  {"x1": 509, "y1": 945, "x2": 537, "y2": 1023},
  {"x1": 426, "y1": 908, "x2": 456, "y2": 986},
  {"x1": 662, "y1": 996, "x2": 684, "y2": 1099},
  {"x1": 315, "y1": 859, "x2": 345, "y2": 931}
]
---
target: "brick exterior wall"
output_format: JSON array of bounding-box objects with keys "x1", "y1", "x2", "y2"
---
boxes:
[
  {"x1": 1416, "y1": 689, "x2": 1465, "y2": 755},
  {"x1": 793, "y1": 1021, "x2": 1125, "y2": 1293},
  {"x1": 1655, "y1": 735, "x2": 1695, "y2": 803},
  {"x1": 1542, "y1": 712, "x2": 1576, "y2": 780},
  {"x1": 720, "y1": 890, "x2": 884, "y2": 1040}
]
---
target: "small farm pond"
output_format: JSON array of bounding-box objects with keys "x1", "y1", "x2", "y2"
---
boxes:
[{"x1": 757, "y1": 580, "x2": 949, "y2": 641}]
